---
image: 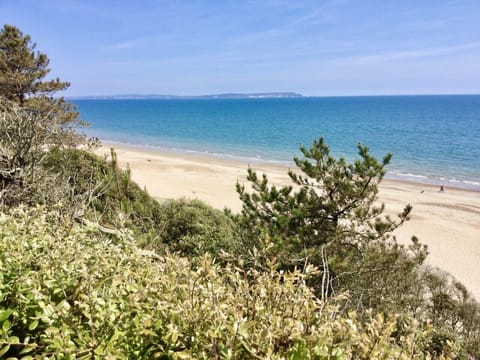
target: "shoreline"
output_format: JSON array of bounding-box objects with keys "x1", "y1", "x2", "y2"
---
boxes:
[
  {"x1": 96, "y1": 142, "x2": 480, "y2": 300},
  {"x1": 97, "y1": 140, "x2": 480, "y2": 192}
]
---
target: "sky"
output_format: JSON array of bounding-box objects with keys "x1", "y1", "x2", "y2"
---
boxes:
[{"x1": 1, "y1": 0, "x2": 480, "y2": 96}]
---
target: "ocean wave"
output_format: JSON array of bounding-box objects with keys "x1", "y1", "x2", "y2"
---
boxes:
[
  {"x1": 100, "y1": 138, "x2": 294, "y2": 167},
  {"x1": 389, "y1": 172, "x2": 428, "y2": 179},
  {"x1": 97, "y1": 138, "x2": 480, "y2": 191},
  {"x1": 386, "y1": 172, "x2": 480, "y2": 191},
  {"x1": 464, "y1": 180, "x2": 480, "y2": 186}
]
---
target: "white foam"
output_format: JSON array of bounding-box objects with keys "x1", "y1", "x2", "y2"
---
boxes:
[
  {"x1": 464, "y1": 180, "x2": 480, "y2": 186},
  {"x1": 99, "y1": 138, "x2": 480, "y2": 191}
]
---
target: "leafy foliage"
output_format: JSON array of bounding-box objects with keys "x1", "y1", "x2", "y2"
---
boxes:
[
  {"x1": 236, "y1": 138, "x2": 413, "y2": 291},
  {"x1": 0, "y1": 24, "x2": 67, "y2": 103},
  {"x1": 421, "y1": 268, "x2": 480, "y2": 355},
  {"x1": 0, "y1": 206, "x2": 460, "y2": 358},
  {"x1": 41, "y1": 148, "x2": 236, "y2": 258},
  {"x1": 0, "y1": 24, "x2": 85, "y2": 206},
  {"x1": 54, "y1": 148, "x2": 163, "y2": 232},
  {"x1": 0, "y1": 99, "x2": 84, "y2": 206},
  {"x1": 0, "y1": 24, "x2": 84, "y2": 128},
  {"x1": 140, "y1": 198, "x2": 236, "y2": 258},
  {"x1": 234, "y1": 137, "x2": 480, "y2": 357}
]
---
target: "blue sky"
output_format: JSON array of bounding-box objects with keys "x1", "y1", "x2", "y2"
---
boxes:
[{"x1": 2, "y1": 0, "x2": 480, "y2": 96}]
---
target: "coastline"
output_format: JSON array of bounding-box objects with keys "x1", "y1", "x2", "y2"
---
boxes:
[
  {"x1": 92, "y1": 139, "x2": 480, "y2": 192},
  {"x1": 96, "y1": 142, "x2": 480, "y2": 300},
  {"x1": 77, "y1": 95, "x2": 480, "y2": 192}
]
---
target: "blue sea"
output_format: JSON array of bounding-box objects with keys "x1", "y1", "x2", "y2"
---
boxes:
[{"x1": 74, "y1": 95, "x2": 480, "y2": 190}]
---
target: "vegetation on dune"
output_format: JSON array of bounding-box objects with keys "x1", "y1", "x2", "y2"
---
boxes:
[
  {"x1": 140, "y1": 198, "x2": 237, "y2": 258},
  {"x1": 42, "y1": 148, "x2": 236, "y2": 258},
  {"x1": 234, "y1": 139, "x2": 480, "y2": 357},
  {"x1": 0, "y1": 24, "x2": 83, "y2": 131},
  {"x1": 234, "y1": 139, "x2": 432, "y2": 313},
  {"x1": 0, "y1": 206, "x2": 460, "y2": 358},
  {"x1": 42, "y1": 148, "x2": 162, "y2": 227},
  {"x1": 235, "y1": 138, "x2": 418, "y2": 302},
  {"x1": 0, "y1": 24, "x2": 86, "y2": 207},
  {"x1": 1, "y1": 24, "x2": 480, "y2": 358}
]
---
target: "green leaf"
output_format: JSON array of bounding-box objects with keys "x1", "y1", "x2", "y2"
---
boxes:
[
  {"x1": 28, "y1": 320, "x2": 39, "y2": 331},
  {"x1": 2, "y1": 319, "x2": 11, "y2": 331},
  {"x1": 0, "y1": 309, "x2": 13, "y2": 322},
  {"x1": 0, "y1": 345, "x2": 10, "y2": 358},
  {"x1": 19, "y1": 346, "x2": 34, "y2": 355},
  {"x1": 7, "y1": 336, "x2": 19, "y2": 344}
]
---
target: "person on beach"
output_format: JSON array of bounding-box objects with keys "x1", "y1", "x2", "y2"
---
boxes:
[{"x1": 440, "y1": 185, "x2": 444, "y2": 192}]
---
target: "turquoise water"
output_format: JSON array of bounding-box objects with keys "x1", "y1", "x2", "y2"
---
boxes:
[{"x1": 74, "y1": 95, "x2": 480, "y2": 190}]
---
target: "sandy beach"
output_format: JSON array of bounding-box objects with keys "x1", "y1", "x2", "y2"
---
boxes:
[{"x1": 97, "y1": 144, "x2": 480, "y2": 300}]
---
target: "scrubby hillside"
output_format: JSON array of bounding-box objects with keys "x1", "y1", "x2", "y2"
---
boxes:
[{"x1": 0, "y1": 206, "x2": 459, "y2": 358}]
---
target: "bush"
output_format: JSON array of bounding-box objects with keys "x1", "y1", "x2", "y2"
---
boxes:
[
  {"x1": 0, "y1": 206, "x2": 460, "y2": 358},
  {"x1": 234, "y1": 137, "x2": 480, "y2": 357},
  {"x1": 41, "y1": 148, "x2": 162, "y2": 228},
  {"x1": 140, "y1": 198, "x2": 237, "y2": 258},
  {"x1": 0, "y1": 98, "x2": 83, "y2": 207},
  {"x1": 42, "y1": 150, "x2": 236, "y2": 258},
  {"x1": 235, "y1": 137, "x2": 414, "y2": 299}
]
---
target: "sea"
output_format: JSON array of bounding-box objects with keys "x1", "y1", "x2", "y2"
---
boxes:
[{"x1": 73, "y1": 95, "x2": 480, "y2": 191}]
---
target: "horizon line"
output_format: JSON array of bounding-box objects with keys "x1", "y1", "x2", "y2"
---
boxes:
[{"x1": 66, "y1": 92, "x2": 480, "y2": 99}]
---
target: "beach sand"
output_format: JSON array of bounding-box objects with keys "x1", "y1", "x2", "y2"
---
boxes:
[{"x1": 97, "y1": 144, "x2": 480, "y2": 300}]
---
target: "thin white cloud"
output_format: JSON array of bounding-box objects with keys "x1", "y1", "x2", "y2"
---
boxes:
[
  {"x1": 224, "y1": 0, "x2": 349, "y2": 47},
  {"x1": 229, "y1": 28, "x2": 290, "y2": 45},
  {"x1": 336, "y1": 42, "x2": 480, "y2": 64},
  {"x1": 102, "y1": 35, "x2": 158, "y2": 51},
  {"x1": 288, "y1": 0, "x2": 349, "y2": 27},
  {"x1": 102, "y1": 39, "x2": 144, "y2": 51}
]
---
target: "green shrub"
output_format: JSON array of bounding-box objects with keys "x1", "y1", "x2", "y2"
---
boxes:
[
  {"x1": 140, "y1": 198, "x2": 236, "y2": 258},
  {"x1": 3, "y1": 145, "x2": 236, "y2": 260},
  {"x1": 42, "y1": 148, "x2": 162, "y2": 230},
  {"x1": 43, "y1": 150, "x2": 237, "y2": 258},
  {"x1": 233, "y1": 137, "x2": 480, "y2": 357},
  {"x1": 0, "y1": 206, "x2": 460, "y2": 358}
]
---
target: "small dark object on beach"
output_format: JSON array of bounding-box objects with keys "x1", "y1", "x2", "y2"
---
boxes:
[{"x1": 440, "y1": 185, "x2": 444, "y2": 192}]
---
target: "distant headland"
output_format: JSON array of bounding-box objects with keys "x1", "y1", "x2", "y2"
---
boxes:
[{"x1": 69, "y1": 92, "x2": 303, "y2": 100}]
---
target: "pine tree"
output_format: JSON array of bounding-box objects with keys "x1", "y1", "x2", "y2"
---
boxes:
[
  {"x1": 0, "y1": 24, "x2": 85, "y2": 205},
  {"x1": 0, "y1": 24, "x2": 84, "y2": 130},
  {"x1": 235, "y1": 137, "x2": 421, "y2": 302},
  {"x1": 236, "y1": 137, "x2": 412, "y2": 253}
]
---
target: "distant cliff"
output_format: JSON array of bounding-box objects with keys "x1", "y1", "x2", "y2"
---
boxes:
[
  {"x1": 69, "y1": 92, "x2": 303, "y2": 100},
  {"x1": 197, "y1": 92, "x2": 303, "y2": 99}
]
